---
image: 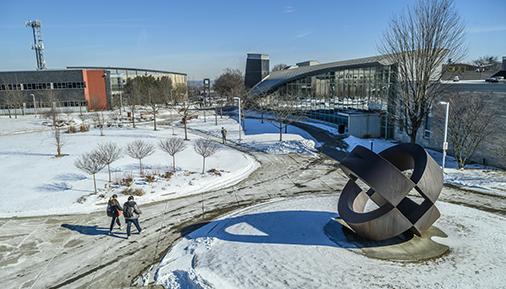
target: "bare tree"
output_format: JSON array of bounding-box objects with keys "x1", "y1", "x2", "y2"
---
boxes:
[
  {"x1": 160, "y1": 76, "x2": 174, "y2": 105},
  {"x1": 135, "y1": 75, "x2": 165, "y2": 131},
  {"x1": 13, "y1": 92, "x2": 24, "y2": 119},
  {"x1": 272, "y1": 63, "x2": 289, "y2": 72},
  {"x1": 2, "y1": 90, "x2": 24, "y2": 119},
  {"x1": 194, "y1": 139, "x2": 220, "y2": 174},
  {"x1": 126, "y1": 140, "x2": 155, "y2": 175},
  {"x1": 257, "y1": 93, "x2": 304, "y2": 141},
  {"x1": 124, "y1": 78, "x2": 142, "y2": 128},
  {"x1": 437, "y1": 93, "x2": 497, "y2": 169},
  {"x1": 379, "y1": 0, "x2": 466, "y2": 143},
  {"x1": 93, "y1": 112, "x2": 106, "y2": 136},
  {"x1": 53, "y1": 126, "x2": 64, "y2": 157},
  {"x1": 496, "y1": 138, "x2": 506, "y2": 170},
  {"x1": 159, "y1": 137, "x2": 187, "y2": 171},
  {"x1": 75, "y1": 150, "x2": 106, "y2": 193},
  {"x1": 213, "y1": 69, "x2": 245, "y2": 101},
  {"x1": 472, "y1": 55, "x2": 500, "y2": 68},
  {"x1": 173, "y1": 83, "x2": 188, "y2": 105},
  {"x1": 178, "y1": 102, "x2": 195, "y2": 141},
  {"x1": 97, "y1": 142, "x2": 122, "y2": 182},
  {"x1": 44, "y1": 102, "x2": 65, "y2": 157}
]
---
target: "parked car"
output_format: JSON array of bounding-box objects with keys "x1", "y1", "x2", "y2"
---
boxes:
[{"x1": 485, "y1": 77, "x2": 499, "y2": 83}]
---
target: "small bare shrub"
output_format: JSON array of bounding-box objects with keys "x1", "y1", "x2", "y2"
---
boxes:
[
  {"x1": 120, "y1": 173, "x2": 134, "y2": 186},
  {"x1": 80, "y1": 123, "x2": 90, "y2": 132},
  {"x1": 207, "y1": 168, "x2": 222, "y2": 176},
  {"x1": 77, "y1": 196, "x2": 87, "y2": 204},
  {"x1": 67, "y1": 125, "x2": 78, "y2": 133},
  {"x1": 161, "y1": 171, "x2": 174, "y2": 180},
  {"x1": 122, "y1": 187, "x2": 145, "y2": 196},
  {"x1": 145, "y1": 173, "x2": 156, "y2": 183}
]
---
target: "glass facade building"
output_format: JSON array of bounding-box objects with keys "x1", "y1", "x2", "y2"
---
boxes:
[{"x1": 251, "y1": 55, "x2": 396, "y2": 137}]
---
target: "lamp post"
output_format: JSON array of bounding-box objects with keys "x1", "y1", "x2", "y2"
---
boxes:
[
  {"x1": 30, "y1": 93, "x2": 38, "y2": 118},
  {"x1": 439, "y1": 101, "x2": 450, "y2": 173},
  {"x1": 233, "y1": 97, "x2": 242, "y2": 142}
]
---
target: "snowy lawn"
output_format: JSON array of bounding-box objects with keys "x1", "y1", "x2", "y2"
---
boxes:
[
  {"x1": 0, "y1": 118, "x2": 259, "y2": 217},
  {"x1": 154, "y1": 196, "x2": 506, "y2": 289},
  {"x1": 186, "y1": 115, "x2": 317, "y2": 155},
  {"x1": 0, "y1": 115, "x2": 51, "y2": 135}
]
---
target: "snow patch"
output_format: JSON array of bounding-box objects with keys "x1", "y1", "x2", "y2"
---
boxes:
[{"x1": 154, "y1": 196, "x2": 506, "y2": 289}]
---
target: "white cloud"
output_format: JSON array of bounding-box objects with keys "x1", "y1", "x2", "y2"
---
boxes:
[
  {"x1": 283, "y1": 6, "x2": 295, "y2": 14},
  {"x1": 295, "y1": 30, "x2": 312, "y2": 38}
]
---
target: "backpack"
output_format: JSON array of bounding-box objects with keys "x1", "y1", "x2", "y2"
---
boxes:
[
  {"x1": 124, "y1": 203, "x2": 135, "y2": 218},
  {"x1": 106, "y1": 203, "x2": 114, "y2": 217}
]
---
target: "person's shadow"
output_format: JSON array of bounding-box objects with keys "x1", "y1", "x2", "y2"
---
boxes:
[{"x1": 61, "y1": 224, "x2": 127, "y2": 239}]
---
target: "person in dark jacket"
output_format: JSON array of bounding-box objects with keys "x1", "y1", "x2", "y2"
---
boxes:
[
  {"x1": 123, "y1": 196, "x2": 142, "y2": 238},
  {"x1": 221, "y1": 127, "x2": 227, "y2": 144},
  {"x1": 107, "y1": 194, "x2": 123, "y2": 233}
]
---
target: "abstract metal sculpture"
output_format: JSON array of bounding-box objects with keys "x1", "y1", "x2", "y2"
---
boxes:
[{"x1": 338, "y1": 143, "x2": 443, "y2": 241}]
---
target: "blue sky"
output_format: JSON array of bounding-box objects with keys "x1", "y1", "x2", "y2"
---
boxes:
[{"x1": 1, "y1": 0, "x2": 505, "y2": 79}]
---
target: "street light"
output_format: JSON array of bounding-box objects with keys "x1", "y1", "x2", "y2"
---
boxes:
[
  {"x1": 439, "y1": 101, "x2": 450, "y2": 173},
  {"x1": 30, "y1": 93, "x2": 38, "y2": 118},
  {"x1": 233, "y1": 97, "x2": 242, "y2": 142}
]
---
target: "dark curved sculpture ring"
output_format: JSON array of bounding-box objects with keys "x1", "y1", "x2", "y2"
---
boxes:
[{"x1": 338, "y1": 143, "x2": 443, "y2": 241}]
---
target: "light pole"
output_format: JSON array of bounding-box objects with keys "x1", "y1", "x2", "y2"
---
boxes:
[
  {"x1": 30, "y1": 93, "x2": 38, "y2": 118},
  {"x1": 439, "y1": 101, "x2": 450, "y2": 173},
  {"x1": 233, "y1": 97, "x2": 242, "y2": 142}
]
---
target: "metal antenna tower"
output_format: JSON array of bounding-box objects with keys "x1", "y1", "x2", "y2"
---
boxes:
[{"x1": 25, "y1": 20, "x2": 47, "y2": 70}]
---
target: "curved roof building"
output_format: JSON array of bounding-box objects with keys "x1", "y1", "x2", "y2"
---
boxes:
[
  {"x1": 250, "y1": 55, "x2": 394, "y2": 97},
  {"x1": 246, "y1": 54, "x2": 398, "y2": 138}
]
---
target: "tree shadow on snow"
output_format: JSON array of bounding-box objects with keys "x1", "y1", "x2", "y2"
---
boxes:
[
  {"x1": 0, "y1": 151, "x2": 54, "y2": 157},
  {"x1": 183, "y1": 210, "x2": 411, "y2": 248},
  {"x1": 61, "y1": 224, "x2": 127, "y2": 239}
]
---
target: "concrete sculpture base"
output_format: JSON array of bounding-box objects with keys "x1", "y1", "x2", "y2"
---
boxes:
[{"x1": 324, "y1": 218, "x2": 449, "y2": 262}]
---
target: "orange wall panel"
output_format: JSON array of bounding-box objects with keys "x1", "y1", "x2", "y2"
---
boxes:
[{"x1": 82, "y1": 69, "x2": 107, "y2": 111}]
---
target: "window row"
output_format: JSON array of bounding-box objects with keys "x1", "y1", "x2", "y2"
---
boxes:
[{"x1": 0, "y1": 82, "x2": 86, "y2": 91}]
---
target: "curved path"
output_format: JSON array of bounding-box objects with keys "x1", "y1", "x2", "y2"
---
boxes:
[{"x1": 0, "y1": 121, "x2": 504, "y2": 289}]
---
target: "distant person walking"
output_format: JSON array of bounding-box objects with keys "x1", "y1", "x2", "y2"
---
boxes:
[
  {"x1": 107, "y1": 194, "x2": 123, "y2": 233},
  {"x1": 221, "y1": 127, "x2": 227, "y2": 144},
  {"x1": 123, "y1": 196, "x2": 142, "y2": 238}
]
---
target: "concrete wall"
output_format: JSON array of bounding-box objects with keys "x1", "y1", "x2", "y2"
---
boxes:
[
  {"x1": 348, "y1": 112, "x2": 381, "y2": 138},
  {"x1": 0, "y1": 70, "x2": 86, "y2": 106},
  {"x1": 394, "y1": 82, "x2": 506, "y2": 168}
]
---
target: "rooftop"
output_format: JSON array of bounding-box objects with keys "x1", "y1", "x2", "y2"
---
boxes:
[{"x1": 250, "y1": 55, "x2": 392, "y2": 95}]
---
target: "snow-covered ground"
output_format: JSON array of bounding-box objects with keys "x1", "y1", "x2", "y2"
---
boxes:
[
  {"x1": 0, "y1": 115, "x2": 51, "y2": 135},
  {"x1": 186, "y1": 115, "x2": 317, "y2": 155},
  {"x1": 0, "y1": 111, "x2": 323, "y2": 218},
  {"x1": 154, "y1": 195, "x2": 506, "y2": 289},
  {"x1": 0, "y1": 115, "x2": 260, "y2": 217}
]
